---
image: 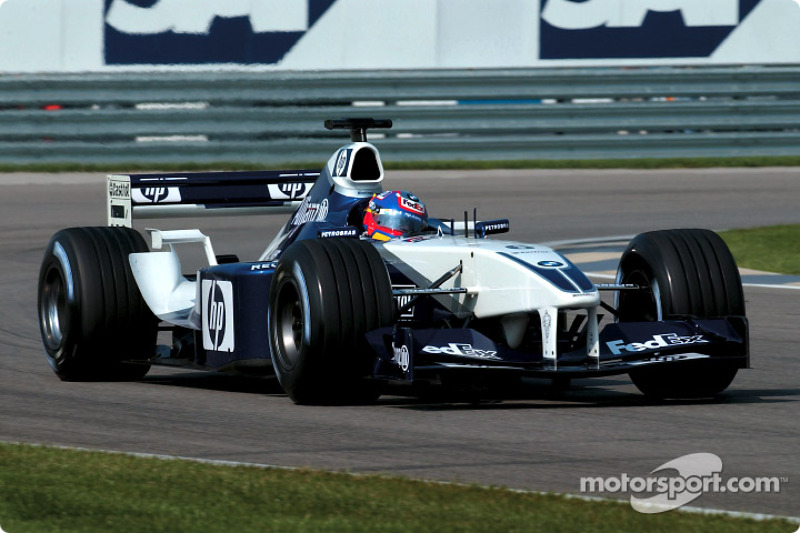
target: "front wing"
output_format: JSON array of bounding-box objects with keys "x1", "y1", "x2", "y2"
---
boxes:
[{"x1": 368, "y1": 317, "x2": 749, "y2": 381}]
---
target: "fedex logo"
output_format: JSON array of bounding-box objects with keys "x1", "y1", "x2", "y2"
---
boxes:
[
  {"x1": 606, "y1": 333, "x2": 708, "y2": 355},
  {"x1": 104, "y1": 0, "x2": 337, "y2": 65},
  {"x1": 540, "y1": 0, "x2": 763, "y2": 60},
  {"x1": 400, "y1": 196, "x2": 425, "y2": 215}
]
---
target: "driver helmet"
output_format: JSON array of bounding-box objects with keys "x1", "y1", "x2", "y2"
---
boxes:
[{"x1": 363, "y1": 190, "x2": 428, "y2": 241}]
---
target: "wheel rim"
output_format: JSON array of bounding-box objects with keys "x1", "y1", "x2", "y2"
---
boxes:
[
  {"x1": 40, "y1": 265, "x2": 67, "y2": 351},
  {"x1": 275, "y1": 281, "x2": 304, "y2": 369},
  {"x1": 619, "y1": 269, "x2": 662, "y2": 322}
]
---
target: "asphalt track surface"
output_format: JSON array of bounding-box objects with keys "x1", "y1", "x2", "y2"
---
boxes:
[{"x1": 1, "y1": 168, "x2": 799, "y2": 518}]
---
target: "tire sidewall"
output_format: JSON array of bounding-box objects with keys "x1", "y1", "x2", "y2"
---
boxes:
[
  {"x1": 269, "y1": 259, "x2": 322, "y2": 393},
  {"x1": 616, "y1": 257, "x2": 664, "y2": 322},
  {"x1": 38, "y1": 236, "x2": 82, "y2": 376}
]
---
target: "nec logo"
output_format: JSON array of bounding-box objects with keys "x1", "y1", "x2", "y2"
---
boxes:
[
  {"x1": 104, "y1": 0, "x2": 337, "y2": 65},
  {"x1": 540, "y1": 0, "x2": 763, "y2": 60}
]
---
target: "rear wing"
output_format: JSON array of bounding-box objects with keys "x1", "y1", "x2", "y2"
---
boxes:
[{"x1": 107, "y1": 170, "x2": 319, "y2": 227}]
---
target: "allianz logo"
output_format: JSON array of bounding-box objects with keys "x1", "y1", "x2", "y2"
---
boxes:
[
  {"x1": 106, "y1": 0, "x2": 311, "y2": 34},
  {"x1": 542, "y1": 0, "x2": 740, "y2": 29}
]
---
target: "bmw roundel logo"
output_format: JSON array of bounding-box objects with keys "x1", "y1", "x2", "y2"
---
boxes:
[
  {"x1": 335, "y1": 150, "x2": 349, "y2": 176},
  {"x1": 538, "y1": 260, "x2": 564, "y2": 268}
]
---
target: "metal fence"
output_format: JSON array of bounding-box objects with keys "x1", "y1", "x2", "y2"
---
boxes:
[{"x1": 1, "y1": 66, "x2": 799, "y2": 165}]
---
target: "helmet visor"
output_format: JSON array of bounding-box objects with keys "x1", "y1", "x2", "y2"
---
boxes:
[{"x1": 373, "y1": 208, "x2": 427, "y2": 235}]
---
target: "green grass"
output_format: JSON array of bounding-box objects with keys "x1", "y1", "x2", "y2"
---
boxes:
[
  {"x1": 719, "y1": 225, "x2": 800, "y2": 276},
  {"x1": 0, "y1": 442, "x2": 794, "y2": 533},
  {"x1": 3, "y1": 155, "x2": 800, "y2": 173}
]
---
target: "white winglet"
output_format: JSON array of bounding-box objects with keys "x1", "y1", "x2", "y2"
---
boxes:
[{"x1": 146, "y1": 228, "x2": 217, "y2": 266}]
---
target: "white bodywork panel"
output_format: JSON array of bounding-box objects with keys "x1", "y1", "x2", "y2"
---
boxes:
[
  {"x1": 381, "y1": 235, "x2": 602, "y2": 368},
  {"x1": 128, "y1": 229, "x2": 213, "y2": 329},
  {"x1": 148, "y1": 228, "x2": 217, "y2": 266},
  {"x1": 325, "y1": 142, "x2": 385, "y2": 196},
  {"x1": 380, "y1": 236, "x2": 600, "y2": 319}
]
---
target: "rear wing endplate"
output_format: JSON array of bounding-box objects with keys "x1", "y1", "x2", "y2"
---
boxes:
[{"x1": 107, "y1": 170, "x2": 319, "y2": 227}]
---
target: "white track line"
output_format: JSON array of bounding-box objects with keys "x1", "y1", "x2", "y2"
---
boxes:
[
  {"x1": 552, "y1": 237, "x2": 800, "y2": 292},
  {"x1": 739, "y1": 282, "x2": 800, "y2": 291}
]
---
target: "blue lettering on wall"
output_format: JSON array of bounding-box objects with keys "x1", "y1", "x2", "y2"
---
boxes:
[
  {"x1": 540, "y1": 0, "x2": 763, "y2": 60},
  {"x1": 104, "y1": 0, "x2": 337, "y2": 65}
]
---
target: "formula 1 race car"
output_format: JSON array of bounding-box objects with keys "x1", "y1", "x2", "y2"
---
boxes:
[{"x1": 38, "y1": 119, "x2": 749, "y2": 404}]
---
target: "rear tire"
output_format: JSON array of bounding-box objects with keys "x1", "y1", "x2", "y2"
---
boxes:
[
  {"x1": 38, "y1": 227, "x2": 158, "y2": 381},
  {"x1": 616, "y1": 229, "x2": 744, "y2": 398},
  {"x1": 268, "y1": 238, "x2": 395, "y2": 405}
]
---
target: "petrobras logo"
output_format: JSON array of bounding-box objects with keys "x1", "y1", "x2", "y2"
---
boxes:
[
  {"x1": 479, "y1": 221, "x2": 509, "y2": 233},
  {"x1": 540, "y1": 0, "x2": 764, "y2": 60},
  {"x1": 103, "y1": 0, "x2": 338, "y2": 65},
  {"x1": 317, "y1": 227, "x2": 358, "y2": 239},
  {"x1": 606, "y1": 333, "x2": 709, "y2": 356}
]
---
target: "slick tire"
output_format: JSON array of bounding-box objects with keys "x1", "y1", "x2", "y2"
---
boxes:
[
  {"x1": 38, "y1": 227, "x2": 158, "y2": 381},
  {"x1": 616, "y1": 229, "x2": 745, "y2": 398},
  {"x1": 268, "y1": 238, "x2": 395, "y2": 405}
]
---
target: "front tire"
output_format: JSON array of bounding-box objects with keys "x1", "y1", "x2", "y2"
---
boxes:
[
  {"x1": 38, "y1": 227, "x2": 158, "y2": 381},
  {"x1": 268, "y1": 238, "x2": 395, "y2": 404},
  {"x1": 616, "y1": 229, "x2": 745, "y2": 398}
]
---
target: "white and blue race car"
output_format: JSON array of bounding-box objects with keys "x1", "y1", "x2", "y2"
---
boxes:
[{"x1": 38, "y1": 119, "x2": 748, "y2": 404}]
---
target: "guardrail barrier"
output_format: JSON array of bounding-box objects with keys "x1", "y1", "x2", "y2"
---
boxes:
[{"x1": 1, "y1": 66, "x2": 799, "y2": 165}]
